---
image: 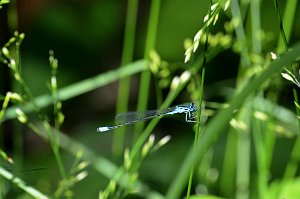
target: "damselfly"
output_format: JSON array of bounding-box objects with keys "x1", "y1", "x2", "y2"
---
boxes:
[{"x1": 97, "y1": 103, "x2": 197, "y2": 132}]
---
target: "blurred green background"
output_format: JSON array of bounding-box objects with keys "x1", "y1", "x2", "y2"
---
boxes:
[{"x1": 1, "y1": 0, "x2": 300, "y2": 198}]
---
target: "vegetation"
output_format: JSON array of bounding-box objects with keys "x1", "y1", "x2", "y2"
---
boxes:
[{"x1": 0, "y1": 0, "x2": 300, "y2": 198}]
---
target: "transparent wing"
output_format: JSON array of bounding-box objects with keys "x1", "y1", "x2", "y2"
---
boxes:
[{"x1": 115, "y1": 108, "x2": 171, "y2": 125}]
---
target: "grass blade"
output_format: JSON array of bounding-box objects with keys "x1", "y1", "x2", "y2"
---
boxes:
[
  {"x1": 0, "y1": 166, "x2": 49, "y2": 199},
  {"x1": 4, "y1": 59, "x2": 148, "y2": 121},
  {"x1": 113, "y1": 0, "x2": 139, "y2": 157}
]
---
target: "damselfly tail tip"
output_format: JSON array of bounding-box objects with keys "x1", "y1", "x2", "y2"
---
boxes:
[{"x1": 97, "y1": 126, "x2": 110, "y2": 132}]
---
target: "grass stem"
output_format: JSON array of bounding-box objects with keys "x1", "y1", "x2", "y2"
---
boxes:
[
  {"x1": 112, "y1": 0, "x2": 139, "y2": 158},
  {"x1": 134, "y1": 0, "x2": 161, "y2": 137}
]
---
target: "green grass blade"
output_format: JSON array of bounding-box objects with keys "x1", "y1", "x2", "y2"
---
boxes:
[
  {"x1": 113, "y1": 0, "x2": 139, "y2": 157},
  {"x1": 250, "y1": 0, "x2": 262, "y2": 54},
  {"x1": 235, "y1": 111, "x2": 251, "y2": 199},
  {"x1": 134, "y1": 0, "x2": 161, "y2": 136},
  {"x1": 219, "y1": 128, "x2": 237, "y2": 198},
  {"x1": 275, "y1": 0, "x2": 297, "y2": 53},
  {"x1": 230, "y1": 0, "x2": 250, "y2": 68},
  {"x1": 252, "y1": 108, "x2": 267, "y2": 199},
  {"x1": 0, "y1": 166, "x2": 49, "y2": 199},
  {"x1": 187, "y1": 1, "x2": 212, "y2": 197},
  {"x1": 4, "y1": 59, "x2": 148, "y2": 121}
]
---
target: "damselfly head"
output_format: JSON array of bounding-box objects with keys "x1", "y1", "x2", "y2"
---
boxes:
[{"x1": 189, "y1": 103, "x2": 197, "y2": 112}]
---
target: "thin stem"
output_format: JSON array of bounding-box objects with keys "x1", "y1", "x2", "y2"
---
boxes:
[
  {"x1": 231, "y1": 1, "x2": 252, "y2": 198},
  {"x1": 0, "y1": 166, "x2": 49, "y2": 199},
  {"x1": 186, "y1": 1, "x2": 211, "y2": 197},
  {"x1": 250, "y1": 1, "x2": 270, "y2": 198},
  {"x1": 276, "y1": 0, "x2": 297, "y2": 53},
  {"x1": 52, "y1": 142, "x2": 66, "y2": 180},
  {"x1": 273, "y1": 0, "x2": 288, "y2": 53},
  {"x1": 231, "y1": 0, "x2": 250, "y2": 68},
  {"x1": 113, "y1": 0, "x2": 139, "y2": 157},
  {"x1": 252, "y1": 110, "x2": 267, "y2": 199},
  {"x1": 186, "y1": 66, "x2": 206, "y2": 198},
  {"x1": 250, "y1": 0, "x2": 261, "y2": 54},
  {"x1": 134, "y1": 0, "x2": 161, "y2": 137}
]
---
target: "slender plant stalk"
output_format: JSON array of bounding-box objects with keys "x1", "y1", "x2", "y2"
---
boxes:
[
  {"x1": 112, "y1": 0, "x2": 139, "y2": 158},
  {"x1": 134, "y1": 0, "x2": 161, "y2": 138},
  {"x1": 230, "y1": 0, "x2": 250, "y2": 69},
  {"x1": 10, "y1": 18, "x2": 24, "y2": 179},
  {"x1": 219, "y1": 127, "x2": 238, "y2": 198},
  {"x1": 186, "y1": 1, "x2": 211, "y2": 197},
  {"x1": 252, "y1": 106, "x2": 268, "y2": 199},
  {"x1": 235, "y1": 110, "x2": 251, "y2": 199},
  {"x1": 250, "y1": 1, "x2": 270, "y2": 198},
  {"x1": 231, "y1": 1, "x2": 252, "y2": 199},
  {"x1": 250, "y1": 0, "x2": 262, "y2": 54},
  {"x1": 52, "y1": 142, "x2": 66, "y2": 180},
  {"x1": 276, "y1": 0, "x2": 297, "y2": 52},
  {"x1": 186, "y1": 66, "x2": 206, "y2": 198},
  {"x1": 273, "y1": 0, "x2": 288, "y2": 51}
]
